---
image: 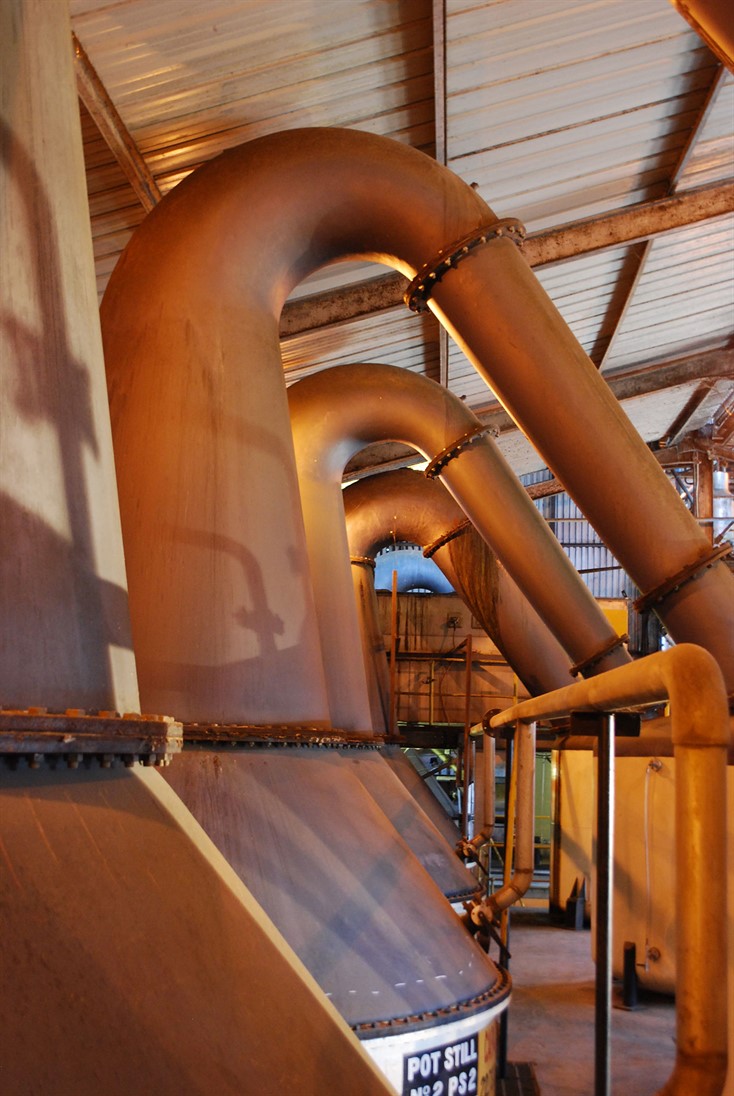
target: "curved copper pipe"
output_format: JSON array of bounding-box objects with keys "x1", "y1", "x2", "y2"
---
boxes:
[
  {"x1": 343, "y1": 467, "x2": 575, "y2": 699},
  {"x1": 470, "y1": 722, "x2": 536, "y2": 917},
  {"x1": 668, "y1": 0, "x2": 734, "y2": 71},
  {"x1": 289, "y1": 363, "x2": 626, "y2": 730},
  {"x1": 101, "y1": 128, "x2": 493, "y2": 724},
  {"x1": 426, "y1": 242, "x2": 734, "y2": 690},
  {"x1": 102, "y1": 126, "x2": 733, "y2": 728}
]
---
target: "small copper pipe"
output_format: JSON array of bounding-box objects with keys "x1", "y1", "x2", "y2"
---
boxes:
[
  {"x1": 460, "y1": 633, "x2": 473, "y2": 838},
  {"x1": 469, "y1": 722, "x2": 536, "y2": 920},
  {"x1": 491, "y1": 645, "x2": 730, "y2": 1096}
]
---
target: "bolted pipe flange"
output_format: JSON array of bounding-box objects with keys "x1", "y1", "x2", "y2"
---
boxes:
[
  {"x1": 424, "y1": 425, "x2": 493, "y2": 479},
  {"x1": 633, "y1": 543, "x2": 733, "y2": 614},
  {"x1": 404, "y1": 219, "x2": 526, "y2": 314},
  {"x1": 0, "y1": 707, "x2": 182, "y2": 769},
  {"x1": 423, "y1": 519, "x2": 471, "y2": 559}
]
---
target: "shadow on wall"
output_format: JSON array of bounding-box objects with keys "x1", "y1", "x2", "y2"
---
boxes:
[
  {"x1": 0, "y1": 494, "x2": 131, "y2": 710},
  {"x1": 0, "y1": 116, "x2": 132, "y2": 708}
]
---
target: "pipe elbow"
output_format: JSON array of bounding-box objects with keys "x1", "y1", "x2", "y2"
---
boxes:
[
  {"x1": 476, "y1": 866, "x2": 534, "y2": 922},
  {"x1": 663, "y1": 644, "x2": 730, "y2": 749},
  {"x1": 656, "y1": 1052, "x2": 728, "y2": 1096}
]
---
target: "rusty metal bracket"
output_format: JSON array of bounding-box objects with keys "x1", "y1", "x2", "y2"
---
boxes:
[
  {"x1": 570, "y1": 633, "x2": 630, "y2": 678},
  {"x1": 423, "y1": 518, "x2": 472, "y2": 559},
  {"x1": 404, "y1": 218, "x2": 526, "y2": 314},
  {"x1": 183, "y1": 722, "x2": 382, "y2": 749},
  {"x1": 633, "y1": 543, "x2": 733, "y2": 613},
  {"x1": 0, "y1": 708, "x2": 182, "y2": 768},
  {"x1": 424, "y1": 425, "x2": 492, "y2": 479},
  {"x1": 349, "y1": 554, "x2": 376, "y2": 569}
]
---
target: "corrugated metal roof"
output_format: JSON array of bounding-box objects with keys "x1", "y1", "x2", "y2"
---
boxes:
[
  {"x1": 445, "y1": 0, "x2": 717, "y2": 227},
  {"x1": 67, "y1": 0, "x2": 732, "y2": 482},
  {"x1": 604, "y1": 214, "x2": 734, "y2": 370}
]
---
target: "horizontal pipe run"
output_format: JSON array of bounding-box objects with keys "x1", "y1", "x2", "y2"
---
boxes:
[{"x1": 491, "y1": 644, "x2": 730, "y2": 1096}]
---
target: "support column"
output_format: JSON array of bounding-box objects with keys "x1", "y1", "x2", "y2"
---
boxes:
[
  {"x1": 0, "y1": 0, "x2": 138, "y2": 711},
  {"x1": 694, "y1": 453, "x2": 715, "y2": 545}
]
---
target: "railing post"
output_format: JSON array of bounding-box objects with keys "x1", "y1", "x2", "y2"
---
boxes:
[{"x1": 595, "y1": 712, "x2": 615, "y2": 1096}]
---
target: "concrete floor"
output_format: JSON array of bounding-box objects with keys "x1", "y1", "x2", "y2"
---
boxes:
[{"x1": 499, "y1": 911, "x2": 676, "y2": 1096}]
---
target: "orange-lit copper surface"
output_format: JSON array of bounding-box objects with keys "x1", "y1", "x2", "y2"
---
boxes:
[
  {"x1": 289, "y1": 363, "x2": 626, "y2": 731},
  {"x1": 343, "y1": 468, "x2": 575, "y2": 698}
]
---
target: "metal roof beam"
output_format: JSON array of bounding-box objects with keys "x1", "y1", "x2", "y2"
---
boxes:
[
  {"x1": 597, "y1": 63, "x2": 729, "y2": 370},
  {"x1": 73, "y1": 33, "x2": 161, "y2": 213},
  {"x1": 343, "y1": 347, "x2": 734, "y2": 482},
  {"x1": 280, "y1": 179, "x2": 734, "y2": 337},
  {"x1": 473, "y1": 346, "x2": 734, "y2": 427}
]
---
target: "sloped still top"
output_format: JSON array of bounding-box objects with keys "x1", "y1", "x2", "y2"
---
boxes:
[
  {"x1": 163, "y1": 746, "x2": 509, "y2": 1033},
  {"x1": 0, "y1": 766, "x2": 394, "y2": 1096},
  {"x1": 335, "y1": 746, "x2": 478, "y2": 902}
]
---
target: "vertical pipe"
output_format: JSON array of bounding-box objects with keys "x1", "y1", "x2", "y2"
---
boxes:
[
  {"x1": 461, "y1": 634, "x2": 473, "y2": 837},
  {"x1": 695, "y1": 454, "x2": 715, "y2": 546},
  {"x1": 350, "y1": 559, "x2": 391, "y2": 733},
  {"x1": 0, "y1": 0, "x2": 138, "y2": 712},
  {"x1": 497, "y1": 730, "x2": 515, "y2": 1080},
  {"x1": 389, "y1": 570, "x2": 399, "y2": 734},
  {"x1": 665, "y1": 744, "x2": 728, "y2": 1093},
  {"x1": 595, "y1": 714, "x2": 615, "y2": 1096},
  {"x1": 550, "y1": 750, "x2": 563, "y2": 918},
  {"x1": 482, "y1": 733, "x2": 496, "y2": 845},
  {"x1": 500, "y1": 731, "x2": 518, "y2": 937}
]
